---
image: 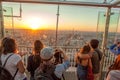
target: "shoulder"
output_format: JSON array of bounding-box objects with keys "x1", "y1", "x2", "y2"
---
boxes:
[
  {"x1": 1, "y1": 53, "x2": 21, "y2": 59},
  {"x1": 55, "y1": 64, "x2": 65, "y2": 71},
  {"x1": 96, "y1": 49, "x2": 102, "y2": 53},
  {"x1": 11, "y1": 54, "x2": 22, "y2": 64},
  {"x1": 2, "y1": 53, "x2": 22, "y2": 65},
  {"x1": 93, "y1": 51, "x2": 97, "y2": 55},
  {"x1": 12, "y1": 53, "x2": 21, "y2": 59},
  {"x1": 109, "y1": 70, "x2": 120, "y2": 77},
  {"x1": 92, "y1": 51, "x2": 98, "y2": 57},
  {"x1": 55, "y1": 60, "x2": 70, "y2": 70}
]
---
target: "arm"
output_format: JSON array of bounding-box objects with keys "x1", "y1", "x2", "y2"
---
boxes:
[
  {"x1": 78, "y1": 53, "x2": 90, "y2": 59},
  {"x1": 27, "y1": 56, "x2": 32, "y2": 72},
  {"x1": 110, "y1": 44, "x2": 117, "y2": 50},
  {"x1": 54, "y1": 52, "x2": 70, "y2": 78},
  {"x1": 17, "y1": 60, "x2": 25, "y2": 73},
  {"x1": 74, "y1": 53, "x2": 79, "y2": 64},
  {"x1": 109, "y1": 44, "x2": 120, "y2": 55},
  {"x1": 62, "y1": 52, "x2": 68, "y2": 61},
  {"x1": 78, "y1": 50, "x2": 93, "y2": 59}
]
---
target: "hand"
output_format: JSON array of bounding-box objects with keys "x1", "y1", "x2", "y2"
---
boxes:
[
  {"x1": 114, "y1": 40, "x2": 118, "y2": 45},
  {"x1": 18, "y1": 52, "x2": 26, "y2": 57},
  {"x1": 88, "y1": 43, "x2": 94, "y2": 51},
  {"x1": 114, "y1": 38, "x2": 120, "y2": 45}
]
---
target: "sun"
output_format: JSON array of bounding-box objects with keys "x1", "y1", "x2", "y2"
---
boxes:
[{"x1": 27, "y1": 18, "x2": 43, "y2": 30}]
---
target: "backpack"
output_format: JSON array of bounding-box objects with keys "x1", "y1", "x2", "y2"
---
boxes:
[
  {"x1": 0, "y1": 54, "x2": 18, "y2": 80},
  {"x1": 34, "y1": 63, "x2": 61, "y2": 80}
]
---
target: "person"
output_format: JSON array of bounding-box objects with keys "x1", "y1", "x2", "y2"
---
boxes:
[
  {"x1": 106, "y1": 54, "x2": 120, "y2": 80},
  {"x1": 34, "y1": 47, "x2": 70, "y2": 80},
  {"x1": 78, "y1": 39, "x2": 103, "y2": 80},
  {"x1": 0, "y1": 37, "x2": 27, "y2": 80},
  {"x1": 54, "y1": 48, "x2": 65, "y2": 80},
  {"x1": 27, "y1": 40, "x2": 44, "y2": 80},
  {"x1": 109, "y1": 39, "x2": 120, "y2": 56},
  {"x1": 75, "y1": 45, "x2": 93, "y2": 80},
  {"x1": 106, "y1": 70, "x2": 120, "y2": 80}
]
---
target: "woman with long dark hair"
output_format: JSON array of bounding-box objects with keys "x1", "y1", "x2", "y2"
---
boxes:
[
  {"x1": 0, "y1": 37, "x2": 26, "y2": 80},
  {"x1": 27, "y1": 40, "x2": 44, "y2": 80}
]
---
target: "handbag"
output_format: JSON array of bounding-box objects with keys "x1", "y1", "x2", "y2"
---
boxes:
[{"x1": 87, "y1": 59, "x2": 94, "y2": 80}]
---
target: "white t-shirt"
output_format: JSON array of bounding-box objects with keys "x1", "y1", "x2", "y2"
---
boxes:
[
  {"x1": 106, "y1": 70, "x2": 120, "y2": 80},
  {"x1": 1, "y1": 53, "x2": 26, "y2": 80}
]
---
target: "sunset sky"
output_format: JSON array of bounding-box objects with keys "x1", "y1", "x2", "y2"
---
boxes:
[{"x1": 2, "y1": 1, "x2": 120, "y2": 32}]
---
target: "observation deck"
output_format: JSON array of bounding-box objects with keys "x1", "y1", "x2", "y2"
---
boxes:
[{"x1": 0, "y1": 0, "x2": 120, "y2": 80}]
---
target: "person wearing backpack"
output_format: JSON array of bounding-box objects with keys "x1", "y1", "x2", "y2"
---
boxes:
[
  {"x1": 0, "y1": 65, "x2": 14, "y2": 80},
  {"x1": 27, "y1": 40, "x2": 44, "y2": 80},
  {"x1": 78, "y1": 39, "x2": 103, "y2": 80},
  {"x1": 0, "y1": 37, "x2": 27, "y2": 80},
  {"x1": 34, "y1": 47, "x2": 70, "y2": 80}
]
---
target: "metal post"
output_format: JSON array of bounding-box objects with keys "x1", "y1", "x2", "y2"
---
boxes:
[
  {"x1": 100, "y1": 7, "x2": 111, "y2": 80},
  {"x1": 115, "y1": 11, "x2": 120, "y2": 38},
  {"x1": 11, "y1": 8, "x2": 15, "y2": 37},
  {"x1": 55, "y1": 4, "x2": 59, "y2": 47},
  {"x1": 96, "y1": 12, "x2": 100, "y2": 39},
  {"x1": 0, "y1": 1, "x2": 4, "y2": 39}
]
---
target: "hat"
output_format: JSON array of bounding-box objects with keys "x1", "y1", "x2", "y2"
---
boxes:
[{"x1": 40, "y1": 47, "x2": 54, "y2": 60}]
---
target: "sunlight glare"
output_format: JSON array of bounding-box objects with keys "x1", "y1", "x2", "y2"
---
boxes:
[{"x1": 27, "y1": 18, "x2": 43, "y2": 30}]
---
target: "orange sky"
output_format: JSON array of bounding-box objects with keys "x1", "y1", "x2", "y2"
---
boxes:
[{"x1": 3, "y1": 2, "x2": 120, "y2": 32}]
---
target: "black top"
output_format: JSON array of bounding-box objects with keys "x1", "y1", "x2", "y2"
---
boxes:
[{"x1": 27, "y1": 54, "x2": 41, "y2": 77}]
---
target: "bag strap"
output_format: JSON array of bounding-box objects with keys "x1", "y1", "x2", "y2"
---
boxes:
[
  {"x1": 11, "y1": 69, "x2": 19, "y2": 80},
  {"x1": 62, "y1": 74, "x2": 65, "y2": 80},
  {"x1": 88, "y1": 59, "x2": 89, "y2": 66},
  {"x1": 88, "y1": 59, "x2": 92, "y2": 68},
  {"x1": 95, "y1": 49, "x2": 101, "y2": 61},
  {"x1": 3, "y1": 54, "x2": 13, "y2": 67}
]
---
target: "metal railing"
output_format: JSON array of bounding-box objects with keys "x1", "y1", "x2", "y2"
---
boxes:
[{"x1": 18, "y1": 45, "x2": 116, "y2": 80}]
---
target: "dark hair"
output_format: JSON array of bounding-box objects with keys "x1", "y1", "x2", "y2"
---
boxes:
[
  {"x1": 109, "y1": 55, "x2": 120, "y2": 70},
  {"x1": 76, "y1": 45, "x2": 90, "y2": 65},
  {"x1": 34, "y1": 40, "x2": 43, "y2": 54},
  {"x1": 80, "y1": 45, "x2": 90, "y2": 54},
  {"x1": 0, "y1": 66, "x2": 13, "y2": 80},
  {"x1": 1, "y1": 37, "x2": 17, "y2": 54},
  {"x1": 90, "y1": 39, "x2": 99, "y2": 49},
  {"x1": 33, "y1": 40, "x2": 43, "y2": 63},
  {"x1": 54, "y1": 51, "x2": 63, "y2": 65}
]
